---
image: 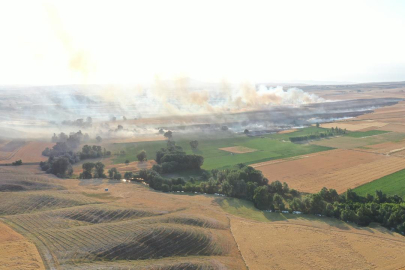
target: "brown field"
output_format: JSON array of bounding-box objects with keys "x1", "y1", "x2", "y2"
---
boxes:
[
  {"x1": 0, "y1": 141, "x2": 54, "y2": 164},
  {"x1": 219, "y1": 146, "x2": 257, "y2": 154},
  {"x1": 0, "y1": 221, "x2": 45, "y2": 270},
  {"x1": 231, "y1": 217, "x2": 405, "y2": 270},
  {"x1": 252, "y1": 149, "x2": 405, "y2": 193},
  {"x1": 310, "y1": 131, "x2": 405, "y2": 149},
  {"x1": 320, "y1": 121, "x2": 388, "y2": 131}
]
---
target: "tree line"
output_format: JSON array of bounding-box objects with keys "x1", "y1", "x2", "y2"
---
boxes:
[
  {"x1": 289, "y1": 127, "x2": 347, "y2": 143},
  {"x1": 139, "y1": 161, "x2": 405, "y2": 235}
]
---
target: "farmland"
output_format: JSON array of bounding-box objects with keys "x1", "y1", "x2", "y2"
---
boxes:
[
  {"x1": 231, "y1": 216, "x2": 405, "y2": 270},
  {"x1": 0, "y1": 221, "x2": 45, "y2": 270},
  {"x1": 0, "y1": 141, "x2": 54, "y2": 164},
  {"x1": 218, "y1": 196, "x2": 405, "y2": 269},
  {"x1": 0, "y1": 165, "x2": 246, "y2": 269},
  {"x1": 353, "y1": 168, "x2": 405, "y2": 198},
  {"x1": 251, "y1": 149, "x2": 405, "y2": 193},
  {"x1": 110, "y1": 129, "x2": 332, "y2": 170}
]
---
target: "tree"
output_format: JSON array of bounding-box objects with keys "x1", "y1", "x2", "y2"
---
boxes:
[
  {"x1": 282, "y1": 182, "x2": 289, "y2": 194},
  {"x1": 125, "y1": 159, "x2": 130, "y2": 165},
  {"x1": 190, "y1": 140, "x2": 199, "y2": 149},
  {"x1": 96, "y1": 136, "x2": 102, "y2": 143},
  {"x1": 81, "y1": 162, "x2": 95, "y2": 179},
  {"x1": 94, "y1": 162, "x2": 106, "y2": 178},
  {"x1": 137, "y1": 150, "x2": 147, "y2": 162},
  {"x1": 244, "y1": 129, "x2": 249, "y2": 134},
  {"x1": 12, "y1": 159, "x2": 22, "y2": 166},
  {"x1": 164, "y1": 130, "x2": 173, "y2": 139},
  {"x1": 159, "y1": 128, "x2": 164, "y2": 134},
  {"x1": 124, "y1": 171, "x2": 133, "y2": 179},
  {"x1": 51, "y1": 157, "x2": 73, "y2": 177},
  {"x1": 316, "y1": 122, "x2": 320, "y2": 128},
  {"x1": 253, "y1": 186, "x2": 271, "y2": 210},
  {"x1": 108, "y1": 168, "x2": 118, "y2": 179}
]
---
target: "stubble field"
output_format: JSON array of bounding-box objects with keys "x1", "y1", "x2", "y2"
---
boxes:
[{"x1": 252, "y1": 149, "x2": 405, "y2": 193}]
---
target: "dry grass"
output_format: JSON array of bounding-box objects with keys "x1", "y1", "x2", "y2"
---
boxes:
[
  {"x1": 253, "y1": 149, "x2": 405, "y2": 193},
  {"x1": 231, "y1": 217, "x2": 405, "y2": 270},
  {"x1": 0, "y1": 221, "x2": 45, "y2": 270},
  {"x1": 218, "y1": 146, "x2": 257, "y2": 154}
]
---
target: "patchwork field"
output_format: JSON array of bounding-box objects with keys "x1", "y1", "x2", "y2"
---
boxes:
[
  {"x1": 0, "y1": 141, "x2": 54, "y2": 164},
  {"x1": 111, "y1": 131, "x2": 332, "y2": 170},
  {"x1": 0, "y1": 221, "x2": 45, "y2": 270},
  {"x1": 231, "y1": 217, "x2": 405, "y2": 270},
  {"x1": 252, "y1": 149, "x2": 405, "y2": 193}
]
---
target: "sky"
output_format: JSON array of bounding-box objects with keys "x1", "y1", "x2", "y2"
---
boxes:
[{"x1": 0, "y1": 0, "x2": 405, "y2": 85}]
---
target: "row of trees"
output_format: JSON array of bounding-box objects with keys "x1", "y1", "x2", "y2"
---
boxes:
[
  {"x1": 139, "y1": 162, "x2": 405, "y2": 234},
  {"x1": 289, "y1": 127, "x2": 347, "y2": 142}
]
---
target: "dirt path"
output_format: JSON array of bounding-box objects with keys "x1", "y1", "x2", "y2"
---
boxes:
[{"x1": 0, "y1": 221, "x2": 45, "y2": 270}]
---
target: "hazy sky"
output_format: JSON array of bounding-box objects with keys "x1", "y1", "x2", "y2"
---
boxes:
[{"x1": 1, "y1": 0, "x2": 405, "y2": 85}]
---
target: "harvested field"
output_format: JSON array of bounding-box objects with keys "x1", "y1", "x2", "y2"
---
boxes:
[
  {"x1": 311, "y1": 132, "x2": 405, "y2": 149},
  {"x1": 218, "y1": 146, "x2": 257, "y2": 154},
  {"x1": 321, "y1": 121, "x2": 388, "y2": 131},
  {"x1": 1, "y1": 165, "x2": 246, "y2": 269},
  {"x1": 376, "y1": 123, "x2": 405, "y2": 133},
  {"x1": 0, "y1": 191, "x2": 99, "y2": 216},
  {"x1": 231, "y1": 217, "x2": 405, "y2": 270},
  {"x1": 0, "y1": 221, "x2": 45, "y2": 270},
  {"x1": 253, "y1": 149, "x2": 405, "y2": 193},
  {"x1": 0, "y1": 141, "x2": 54, "y2": 164},
  {"x1": 0, "y1": 140, "x2": 26, "y2": 152}
]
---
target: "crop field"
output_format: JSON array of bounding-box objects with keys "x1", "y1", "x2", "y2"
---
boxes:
[
  {"x1": 353, "y1": 168, "x2": 405, "y2": 198},
  {"x1": 0, "y1": 141, "x2": 54, "y2": 164},
  {"x1": 321, "y1": 121, "x2": 388, "y2": 131},
  {"x1": 111, "y1": 129, "x2": 332, "y2": 170},
  {"x1": 252, "y1": 149, "x2": 405, "y2": 193},
  {"x1": 231, "y1": 217, "x2": 405, "y2": 270},
  {"x1": 0, "y1": 221, "x2": 45, "y2": 270},
  {"x1": 1, "y1": 165, "x2": 246, "y2": 269},
  {"x1": 311, "y1": 131, "x2": 405, "y2": 149},
  {"x1": 346, "y1": 130, "x2": 390, "y2": 138}
]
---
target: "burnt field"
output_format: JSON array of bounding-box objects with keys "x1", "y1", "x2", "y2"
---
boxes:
[{"x1": 158, "y1": 98, "x2": 403, "y2": 134}]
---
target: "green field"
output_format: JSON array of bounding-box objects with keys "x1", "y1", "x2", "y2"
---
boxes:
[
  {"x1": 111, "y1": 128, "x2": 333, "y2": 170},
  {"x1": 346, "y1": 130, "x2": 390, "y2": 138},
  {"x1": 353, "y1": 168, "x2": 405, "y2": 198}
]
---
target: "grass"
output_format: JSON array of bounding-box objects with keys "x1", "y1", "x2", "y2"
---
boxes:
[
  {"x1": 346, "y1": 130, "x2": 390, "y2": 138},
  {"x1": 353, "y1": 168, "x2": 405, "y2": 198},
  {"x1": 110, "y1": 128, "x2": 333, "y2": 170}
]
